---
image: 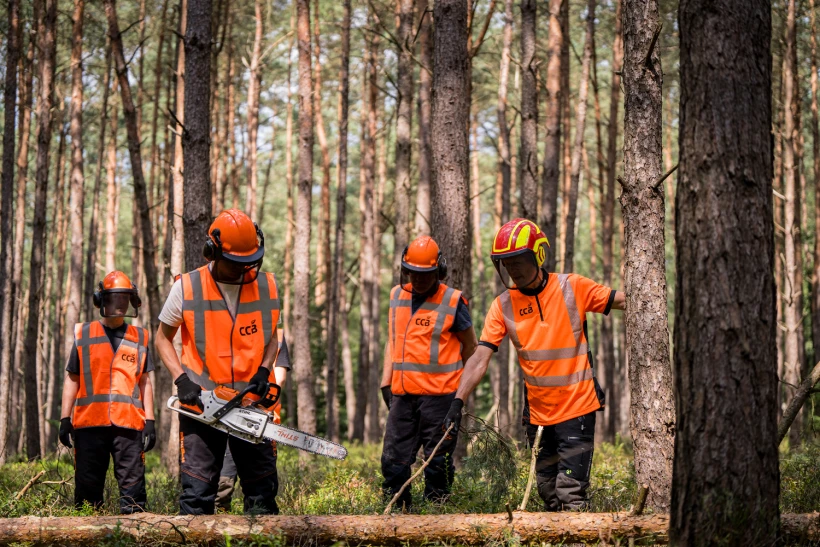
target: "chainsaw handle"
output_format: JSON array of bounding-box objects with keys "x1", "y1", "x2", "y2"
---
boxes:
[
  {"x1": 212, "y1": 385, "x2": 257, "y2": 421},
  {"x1": 253, "y1": 382, "x2": 282, "y2": 409}
]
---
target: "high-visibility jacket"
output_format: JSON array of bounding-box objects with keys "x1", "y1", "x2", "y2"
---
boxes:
[
  {"x1": 483, "y1": 273, "x2": 610, "y2": 426},
  {"x1": 73, "y1": 321, "x2": 149, "y2": 430},
  {"x1": 179, "y1": 265, "x2": 280, "y2": 390},
  {"x1": 388, "y1": 283, "x2": 464, "y2": 396}
]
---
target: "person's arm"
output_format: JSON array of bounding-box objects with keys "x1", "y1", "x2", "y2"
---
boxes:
[
  {"x1": 274, "y1": 365, "x2": 288, "y2": 387},
  {"x1": 155, "y1": 321, "x2": 184, "y2": 380},
  {"x1": 454, "y1": 345, "x2": 494, "y2": 401},
  {"x1": 139, "y1": 373, "x2": 155, "y2": 420},
  {"x1": 610, "y1": 290, "x2": 626, "y2": 311},
  {"x1": 456, "y1": 327, "x2": 478, "y2": 364},
  {"x1": 257, "y1": 325, "x2": 280, "y2": 373},
  {"x1": 61, "y1": 373, "x2": 80, "y2": 419},
  {"x1": 381, "y1": 340, "x2": 392, "y2": 388}
]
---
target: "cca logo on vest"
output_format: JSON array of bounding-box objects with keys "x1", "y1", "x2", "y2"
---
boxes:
[
  {"x1": 121, "y1": 353, "x2": 137, "y2": 363},
  {"x1": 414, "y1": 317, "x2": 431, "y2": 327},
  {"x1": 519, "y1": 305, "x2": 533, "y2": 316},
  {"x1": 240, "y1": 320, "x2": 259, "y2": 336}
]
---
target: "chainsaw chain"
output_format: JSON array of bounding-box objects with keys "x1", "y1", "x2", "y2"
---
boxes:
[{"x1": 263, "y1": 423, "x2": 347, "y2": 460}]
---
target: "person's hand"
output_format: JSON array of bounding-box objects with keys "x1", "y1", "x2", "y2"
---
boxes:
[
  {"x1": 143, "y1": 419, "x2": 156, "y2": 452},
  {"x1": 248, "y1": 366, "x2": 271, "y2": 397},
  {"x1": 442, "y1": 398, "x2": 464, "y2": 438},
  {"x1": 59, "y1": 417, "x2": 74, "y2": 448},
  {"x1": 175, "y1": 373, "x2": 203, "y2": 408},
  {"x1": 381, "y1": 386, "x2": 393, "y2": 410}
]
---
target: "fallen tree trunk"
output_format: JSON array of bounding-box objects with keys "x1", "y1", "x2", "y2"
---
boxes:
[{"x1": 0, "y1": 512, "x2": 817, "y2": 546}]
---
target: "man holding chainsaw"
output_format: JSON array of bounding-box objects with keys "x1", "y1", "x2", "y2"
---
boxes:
[
  {"x1": 380, "y1": 236, "x2": 477, "y2": 511},
  {"x1": 59, "y1": 270, "x2": 154, "y2": 513},
  {"x1": 155, "y1": 209, "x2": 284, "y2": 515},
  {"x1": 446, "y1": 219, "x2": 625, "y2": 511}
]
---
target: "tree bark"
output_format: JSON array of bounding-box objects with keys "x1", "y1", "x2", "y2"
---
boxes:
[
  {"x1": 540, "y1": 0, "x2": 562, "y2": 271},
  {"x1": 414, "y1": 0, "x2": 433, "y2": 237},
  {"x1": 518, "y1": 0, "x2": 538, "y2": 221},
  {"x1": 243, "y1": 0, "x2": 263, "y2": 218},
  {"x1": 326, "y1": 0, "x2": 351, "y2": 443},
  {"x1": 23, "y1": 0, "x2": 57, "y2": 460},
  {"x1": 282, "y1": 5, "x2": 296, "y2": 424},
  {"x1": 294, "y1": 0, "x2": 317, "y2": 434},
  {"x1": 811, "y1": 0, "x2": 820, "y2": 380},
  {"x1": 313, "y1": 0, "x2": 332, "y2": 314},
  {"x1": 105, "y1": 75, "x2": 119, "y2": 274},
  {"x1": 172, "y1": 0, "x2": 188, "y2": 281},
  {"x1": 672, "y1": 0, "x2": 779, "y2": 543},
  {"x1": 183, "y1": 0, "x2": 213, "y2": 271},
  {"x1": 431, "y1": 0, "x2": 471, "y2": 297},
  {"x1": 621, "y1": 0, "x2": 674, "y2": 511},
  {"x1": 562, "y1": 0, "x2": 596, "y2": 273}
]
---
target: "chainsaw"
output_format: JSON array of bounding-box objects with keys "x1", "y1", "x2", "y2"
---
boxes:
[{"x1": 167, "y1": 384, "x2": 348, "y2": 460}]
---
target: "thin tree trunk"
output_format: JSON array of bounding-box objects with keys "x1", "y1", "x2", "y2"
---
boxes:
[
  {"x1": 414, "y1": 0, "x2": 432, "y2": 237},
  {"x1": 671, "y1": 0, "x2": 778, "y2": 542},
  {"x1": 245, "y1": 0, "x2": 263, "y2": 217},
  {"x1": 519, "y1": 0, "x2": 538, "y2": 221},
  {"x1": 172, "y1": 0, "x2": 187, "y2": 281},
  {"x1": 149, "y1": 0, "x2": 170, "y2": 256},
  {"x1": 621, "y1": 0, "x2": 674, "y2": 511},
  {"x1": 341, "y1": 281, "x2": 356, "y2": 441},
  {"x1": 105, "y1": 75, "x2": 119, "y2": 274},
  {"x1": 811, "y1": 0, "x2": 820, "y2": 381},
  {"x1": 663, "y1": 89, "x2": 675, "y2": 257},
  {"x1": 282, "y1": 5, "x2": 296, "y2": 423},
  {"x1": 313, "y1": 0, "x2": 332, "y2": 314},
  {"x1": 294, "y1": 0, "x2": 317, "y2": 434},
  {"x1": 562, "y1": 0, "x2": 596, "y2": 272},
  {"x1": 540, "y1": 0, "x2": 562, "y2": 271},
  {"x1": 326, "y1": 0, "x2": 351, "y2": 443},
  {"x1": 470, "y1": 115, "x2": 486, "y2": 314}
]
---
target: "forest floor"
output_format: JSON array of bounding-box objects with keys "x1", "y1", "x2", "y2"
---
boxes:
[{"x1": 0, "y1": 437, "x2": 817, "y2": 546}]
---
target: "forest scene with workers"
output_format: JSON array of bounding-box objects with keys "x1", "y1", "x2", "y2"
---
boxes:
[{"x1": 0, "y1": 0, "x2": 818, "y2": 544}]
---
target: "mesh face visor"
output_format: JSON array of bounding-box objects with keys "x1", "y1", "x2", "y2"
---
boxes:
[
  {"x1": 100, "y1": 290, "x2": 140, "y2": 318},
  {"x1": 492, "y1": 251, "x2": 540, "y2": 290},
  {"x1": 212, "y1": 257, "x2": 263, "y2": 285},
  {"x1": 400, "y1": 267, "x2": 439, "y2": 295}
]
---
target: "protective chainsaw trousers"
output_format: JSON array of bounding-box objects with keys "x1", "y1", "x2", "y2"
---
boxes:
[
  {"x1": 179, "y1": 415, "x2": 279, "y2": 515},
  {"x1": 215, "y1": 446, "x2": 238, "y2": 512},
  {"x1": 525, "y1": 411, "x2": 596, "y2": 511},
  {"x1": 381, "y1": 393, "x2": 458, "y2": 510},
  {"x1": 73, "y1": 426, "x2": 146, "y2": 514}
]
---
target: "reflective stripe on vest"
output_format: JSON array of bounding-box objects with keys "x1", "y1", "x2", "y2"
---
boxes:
[
  {"x1": 73, "y1": 322, "x2": 147, "y2": 429},
  {"x1": 180, "y1": 266, "x2": 280, "y2": 389}
]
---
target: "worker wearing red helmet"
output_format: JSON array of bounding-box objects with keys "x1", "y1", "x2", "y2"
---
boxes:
[
  {"x1": 380, "y1": 235, "x2": 478, "y2": 511},
  {"x1": 59, "y1": 270, "x2": 155, "y2": 513},
  {"x1": 446, "y1": 219, "x2": 625, "y2": 511},
  {"x1": 155, "y1": 209, "x2": 287, "y2": 515}
]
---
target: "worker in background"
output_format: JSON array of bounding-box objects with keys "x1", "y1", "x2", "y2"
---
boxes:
[
  {"x1": 380, "y1": 236, "x2": 478, "y2": 512},
  {"x1": 215, "y1": 330, "x2": 290, "y2": 513},
  {"x1": 155, "y1": 209, "x2": 283, "y2": 515},
  {"x1": 446, "y1": 219, "x2": 625, "y2": 511},
  {"x1": 59, "y1": 271, "x2": 155, "y2": 514}
]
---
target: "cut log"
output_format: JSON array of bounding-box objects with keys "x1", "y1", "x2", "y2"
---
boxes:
[{"x1": 0, "y1": 513, "x2": 816, "y2": 546}]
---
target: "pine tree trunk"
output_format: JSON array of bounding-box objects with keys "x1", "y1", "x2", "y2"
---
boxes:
[
  {"x1": 518, "y1": 0, "x2": 538, "y2": 221},
  {"x1": 244, "y1": 0, "x2": 263, "y2": 217},
  {"x1": 294, "y1": 0, "x2": 317, "y2": 434},
  {"x1": 149, "y1": 0, "x2": 170, "y2": 251},
  {"x1": 23, "y1": 0, "x2": 57, "y2": 460},
  {"x1": 672, "y1": 0, "x2": 778, "y2": 542},
  {"x1": 621, "y1": 0, "x2": 674, "y2": 511},
  {"x1": 563, "y1": 0, "x2": 595, "y2": 273},
  {"x1": 811, "y1": 0, "x2": 820, "y2": 375},
  {"x1": 559, "y1": 0, "x2": 571, "y2": 268},
  {"x1": 282, "y1": 6, "x2": 296, "y2": 424},
  {"x1": 172, "y1": 0, "x2": 187, "y2": 281},
  {"x1": 313, "y1": 0, "x2": 332, "y2": 314},
  {"x1": 341, "y1": 282, "x2": 356, "y2": 441},
  {"x1": 183, "y1": 0, "x2": 212, "y2": 271},
  {"x1": 105, "y1": 75, "x2": 119, "y2": 274},
  {"x1": 431, "y1": 0, "x2": 471, "y2": 297},
  {"x1": 414, "y1": 0, "x2": 433, "y2": 237},
  {"x1": 326, "y1": 0, "x2": 351, "y2": 443},
  {"x1": 541, "y1": 0, "x2": 562, "y2": 271},
  {"x1": 470, "y1": 115, "x2": 486, "y2": 315}
]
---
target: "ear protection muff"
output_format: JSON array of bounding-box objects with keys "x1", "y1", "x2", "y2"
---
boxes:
[
  {"x1": 129, "y1": 283, "x2": 142, "y2": 309},
  {"x1": 203, "y1": 228, "x2": 222, "y2": 261},
  {"x1": 92, "y1": 281, "x2": 103, "y2": 308}
]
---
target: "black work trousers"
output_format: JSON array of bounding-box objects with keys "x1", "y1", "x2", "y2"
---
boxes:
[
  {"x1": 381, "y1": 392, "x2": 458, "y2": 510},
  {"x1": 525, "y1": 411, "x2": 596, "y2": 511},
  {"x1": 179, "y1": 415, "x2": 279, "y2": 515},
  {"x1": 74, "y1": 426, "x2": 146, "y2": 514}
]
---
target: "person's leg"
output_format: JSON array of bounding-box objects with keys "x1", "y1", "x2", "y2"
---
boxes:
[
  {"x1": 73, "y1": 427, "x2": 111, "y2": 511},
  {"x1": 231, "y1": 436, "x2": 279, "y2": 515},
  {"x1": 554, "y1": 412, "x2": 596, "y2": 511},
  {"x1": 111, "y1": 426, "x2": 147, "y2": 514},
  {"x1": 526, "y1": 422, "x2": 560, "y2": 511},
  {"x1": 380, "y1": 394, "x2": 421, "y2": 511},
  {"x1": 418, "y1": 393, "x2": 458, "y2": 503},
  {"x1": 178, "y1": 415, "x2": 229, "y2": 515},
  {"x1": 215, "y1": 445, "x2": 238, "y2": 512}
]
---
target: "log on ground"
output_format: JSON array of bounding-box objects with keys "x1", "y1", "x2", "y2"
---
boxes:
[{"x1": 0, "y1": 512, "x2": 816, "y2": 545}]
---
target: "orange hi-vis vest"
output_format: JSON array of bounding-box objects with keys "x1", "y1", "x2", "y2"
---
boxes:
[
  {"x1": 500, "y1": 274, "x2": 602, "y2": 426},
  {"x1": 179, "y1": 265, "x2": 280, "y2": 390},
  {"x1": 73, "y1": 321, "x2": 148, "y2": 430},
  {"x1": 389, "y1": 283, "x2": 464, "y2": 396}
]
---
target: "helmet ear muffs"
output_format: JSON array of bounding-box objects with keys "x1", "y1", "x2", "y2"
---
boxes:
[
  {"x1": 130, "y1": 283, "x2": 142, "y2": 309},
  {"x1": 92, "y1": 281, "x2": 103, "y2": 308},
  {"x1": 438, "y1": 253, "x2": 448, "y2": 280},
  {"x1": 203, "y1": 228, "x2": 222, "y2": 261}
]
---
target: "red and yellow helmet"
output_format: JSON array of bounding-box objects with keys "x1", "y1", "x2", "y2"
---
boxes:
[
  {"x1": 205, "y1": 209, "x2": 265, "y2": 264},
  {"x1": 491, "y1": 218, "x2": 550, "y2": 267}
]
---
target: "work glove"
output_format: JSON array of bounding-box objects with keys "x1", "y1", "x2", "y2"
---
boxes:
[
  {"x1": 248, "y1": 366, "x2": 271, "y2": 397},
  {"x1": 175, "y1": 373, "x2": 203, "y2": 408},
  {"x1": 381, "y1": 386, "x2": 393, "y2": 410},
  {"x1": 442, "y1": 398, "x2": 464, "y2": 438},
  {"x1": 143, "y1": 420, "x2": 156, "y2": 452},
  {"x1": 59, "y1": 417, "x2": 74, "y2": 449}
]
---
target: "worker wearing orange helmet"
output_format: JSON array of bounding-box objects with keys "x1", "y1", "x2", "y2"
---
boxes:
[
  {"x1": 380, "y1": 235, "x2": 478, "y2": 511},
  {"x1": 155, "y1": 209, "x2": 286, "y2": 515},
  {"x1": 59, "y1": 270, "x2": 154, "y2": 513},
  {"x1": 447, "y1": 219, "x2": 625, "y2": 511}
]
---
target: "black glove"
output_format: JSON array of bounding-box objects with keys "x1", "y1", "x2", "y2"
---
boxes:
[
  {"x1": 443, "y1": 398, "x2": 464, "y2": 437},
  {"x1": 143, "y1": 419, "x2": 156, "y2": 452},
  {"x1": 175, "y1": 373, "x2": 203, "y2": 408},
  {"x1": 59, "y1": 417, "x2": 74, "y2": 448},
  {"x1": 249, "y1": 366, "x2": 271, "y2": 397},
  {"x1": 381, "y1": 386, "x2": 393, "y2": 410}
]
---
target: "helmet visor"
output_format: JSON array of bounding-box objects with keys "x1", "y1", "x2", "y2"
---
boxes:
[
  {"x1": 400, "y1": 267, "x2": 439, "y2": 295},
  {"x1": 100, "y1": 290, "x2": 139, "y2": 318},
  {"x1": 492, "y1": 252, "x2": 540, "y2": 290},
  {"x1": 212, "y1": 258, "x2": 263, "y2": 285}
]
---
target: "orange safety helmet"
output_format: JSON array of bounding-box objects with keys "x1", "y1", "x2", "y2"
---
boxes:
[
  {"x1": 203, "y1": 209, "x2": 265, "y2": 264},
  {"x1": 402, "y1": 236, "x2": 447, "y2": 279},
  {"x1": 93, "y1": 271, "x2": 141, "y2": 317}
]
